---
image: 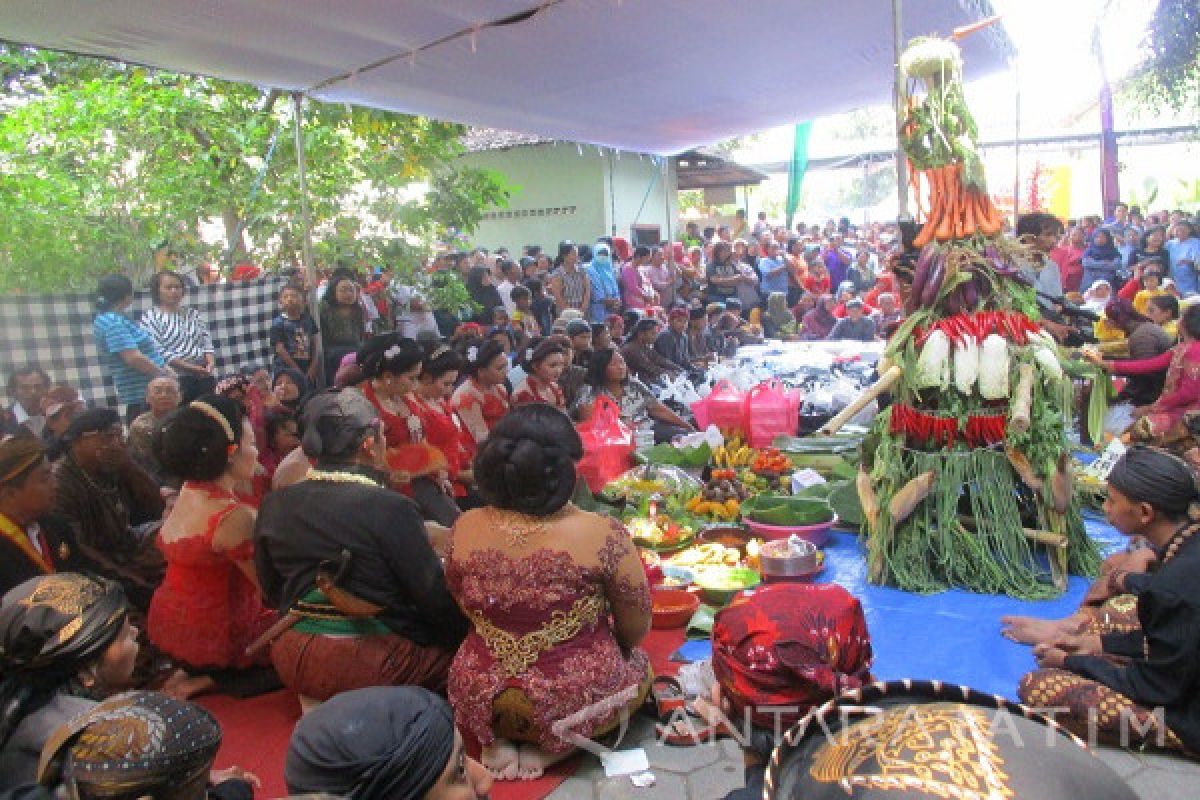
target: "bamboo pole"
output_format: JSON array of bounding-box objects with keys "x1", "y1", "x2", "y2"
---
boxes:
[{"x1": 819, "y1": 365, "x2": 903, "y2": 435}]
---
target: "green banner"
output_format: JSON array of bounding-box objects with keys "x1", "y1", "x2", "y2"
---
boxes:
[{"x1": 785, "y1": 121, "x2": 814, "y2": 229}]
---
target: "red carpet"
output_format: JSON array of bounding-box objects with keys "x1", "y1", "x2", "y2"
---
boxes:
[{"x1": 199, "y1": 628, "x2": 688, "y2": 800}]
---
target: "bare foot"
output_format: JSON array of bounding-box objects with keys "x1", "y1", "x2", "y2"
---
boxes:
[
  {"x1": 516, "y1": 744, "x2": 574, "y2": 780},
  {"x1": 161, "y1": 669, "x2": 216, "y2": 701},
  {"x1": 482, "y1": 739, "x2": 520, "y2": 781},
  {"x1": 1000, "y1": 614, "x2": 1085, "y2": 646}
]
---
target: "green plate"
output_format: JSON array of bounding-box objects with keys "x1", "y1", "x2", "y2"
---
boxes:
[{"x1": 694, "y1": 566, "x2": 761, "y2": 605}]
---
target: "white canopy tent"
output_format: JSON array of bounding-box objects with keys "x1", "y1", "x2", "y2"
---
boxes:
[{"x1": 1, "y1": 0, "x2": 1011, "y2": 156}]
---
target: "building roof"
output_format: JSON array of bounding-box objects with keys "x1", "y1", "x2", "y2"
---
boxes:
[
  {"x1": 675, "y1": 148, "x2": 768, "y2": 190},
  {"x1": 461, "y1": 128, "x2": 554, "y2": 153}
]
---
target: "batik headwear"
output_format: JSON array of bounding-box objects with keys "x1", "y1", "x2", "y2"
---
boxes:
[
  {"x1": 763, "y1": 680, "x2": 1138, "y2": 800},
  {"x1": 300, "y1": 389, "x2": 381, "y2": 461},
  {"x1": 38, "y1": 691, "x2": 221, "y2": 800},
  {"x1": 1108, "y1": 445, "x2": 1200, "y2": 518},
  {"x1": 285, "y1": 686, "x2": 455, "y2": 800},
  {"x1": 0, "y1": 574, "x2": 128, "y2": 746},
  {"x1": 56, "y1": 409, "x2": 121, "y2": 450},
  {"x1": 0, "y1": 435, "x2": 45, "y2": 486},
  {"x1": 711, "y1": 583, "x2": 872, "y2": 730}
]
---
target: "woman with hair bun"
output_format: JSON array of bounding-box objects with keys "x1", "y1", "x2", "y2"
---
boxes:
[
  {"x1": 409, "y1": 344, "x2": 476, "y2": 506},
  {"x1": 147, "y1": 394, "x2": 276, "y2": 699},
  {"x1": 512, "y1": 338, "x2": 568, "y2": 411},
  {"x1": 446, "y1": 404, "x2": 651, "y2": 781},
  {"x1": 450, "y1": 339, "x2": 511, "y2": 456},
  {"x1": 358, "y1": 334, "x2": 459, "y2": 526}
]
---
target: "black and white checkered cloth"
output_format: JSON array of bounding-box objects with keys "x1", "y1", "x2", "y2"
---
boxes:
[{"x1": 0, "y1": 276, "x2": 285, "y2": 410}]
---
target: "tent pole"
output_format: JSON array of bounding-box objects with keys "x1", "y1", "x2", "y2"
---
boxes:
[
  {"x1": 891, "y1": 0, "x2": 909, "y2": 219},
  {"x1": 291, "y1": 91, "x2": 324, "y2": 385},
  {"x1": 1012, "y1": 59, "x2": 1021, "y2": 220},
  {"x1": 292, "y1": 92, "x2": 317, "y2": 292},
  {"x1": 662, "y1": 157, "x2": 674, "y2": 261}
]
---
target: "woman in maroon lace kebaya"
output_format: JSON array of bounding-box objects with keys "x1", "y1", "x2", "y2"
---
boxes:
[{"x1": 445, "y1": 404, "x2": 651, "y2": 781}]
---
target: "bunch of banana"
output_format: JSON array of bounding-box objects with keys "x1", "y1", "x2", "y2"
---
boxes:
[{"x1": 713, "y1": 443, "x2": 755, "y2": 468}]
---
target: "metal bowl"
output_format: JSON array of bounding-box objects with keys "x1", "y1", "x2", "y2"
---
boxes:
[
  {"x1": 759, "y1": 537, "x2": 822, "y2": 580},
  {"x1": 696, "y1": 525, "x2": 754, "y2": 556}
]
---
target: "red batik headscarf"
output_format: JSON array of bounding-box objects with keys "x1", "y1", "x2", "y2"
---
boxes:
[{"x1": 711, "y1": 583, "x2": 872, "y2": 730}]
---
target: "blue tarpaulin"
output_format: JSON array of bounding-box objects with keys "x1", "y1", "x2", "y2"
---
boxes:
[{"x1": 811, "y1": 511, "x2": 1125, "y2": 700}]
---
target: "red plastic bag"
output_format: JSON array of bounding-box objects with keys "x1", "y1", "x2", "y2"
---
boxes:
[
  {"x1": 690, "y1": 380, "x2": 747, "y2": 435},
  {"x1": 745, "y1": 380, "x2": 801, "y2": 448},
  {"x1": 576, "y1": 395, "x2": 636, "y2": 492}
]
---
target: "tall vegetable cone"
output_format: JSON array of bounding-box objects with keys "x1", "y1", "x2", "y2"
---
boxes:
[{"x1": 856, "y1": 35, "x2": 1100, "y2": 599}]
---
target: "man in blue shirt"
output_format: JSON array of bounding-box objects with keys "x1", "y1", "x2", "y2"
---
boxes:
[{"x1": 756, "y1": 241, "x2": 788, "y2": 298}]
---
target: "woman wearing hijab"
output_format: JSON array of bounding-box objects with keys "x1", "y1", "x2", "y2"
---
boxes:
[
  {"x1": 589, "y1": 242, "x2": 623, "y2": 323},
  {"x1": 286, "y1": 686, "x2": 492, "y2": 800},
  {"x1": 799, "y1": 295, "x2": 837, "y2": 341},
  {"x1": 37, "y1": 691, "x2": 254, "y2": 800},
  {"x1": 1018, "y1": 447, "x2": 1200, "y2": 753},
  {"x1": 51, "y1": 409, "x2": 165, "y2": 612},
  {"x1": 0, "y1": 574, "x2": 139, "y2": 788},
  {"x1": 253, "y1": 390, "x2": 467, "y2": 710},
  {"x1": 1167, "y1": 219, "x2": 1200, "y2": 296},
  {"x1": 0, "y1": 436, "x2": 85, "y2": 594},
  {"x1": 1080, "y1": 228, "x2": 1125, "y2": 293}
]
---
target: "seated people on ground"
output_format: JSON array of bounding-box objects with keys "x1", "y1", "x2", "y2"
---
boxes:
[
  {"x1": 512, "y1": 338, "x2": 569, "y2": 411},
  {"x1": 254, "y1": 390, "x2": 467, "y2": 710},
  {"x1": 758, "y1": 680, "x2": 1137, "y2": 800},
  {"x1": 687, "y1": 306, "x2": 723, "y2": 363},
  {"x1": 574, "y1": 348, "x2": 693, "y2": 444},
  {"x1": 126, "y1": 375, "x2": 182, "y2": 484},
  {"x1": 409, "y1": 344, "x2": 477, "y2": 507},
  {"x1": 357, "y1": 334, "x2": 459, "y2": 527},
  {"x1": 800, "y1": 295, "x2": 837, "y2": 341},
  {"x1": 285, "y1": 686, "x2": 492, "y2": 800},
  {"x1": 446, "y1": 404, "x2": 651, "y2": 781},
  {"x1": 1085, "y1": 302, "x2": 1200, "y2": 446},
  {"x1": 652, "y1": 308, "x2": 700, "y2": 372},
  {"x1": 0, "y1": 436, "x2": 85, "y2": 595},
  {"x1": 1016, "y1": 447, "x2": 1200, "y2": 754},
  {"x1": 450, "y1": 341, "x2": 511, "y2": 459},
  {"x1": 0, "y1": 574, "x2": 139, "y2": 788},
  {"x1": 657, "y1": 583, "x2": 871, "y2": 798},
  {"x1": 147, "y1": 395, "x2": 277, "y2": 700},
  {"x1": 826, "y1": 299, "x2": 877, "y2": 342},
  {"x1": 51, "y1": 409, "x2": 165, "y2": 612},
  {"x1": 621, "y1": 318, "x2": 682, "y2": 387},
  {"x1": 36, "y1": 691, "x2": 254, "y2": 800}
]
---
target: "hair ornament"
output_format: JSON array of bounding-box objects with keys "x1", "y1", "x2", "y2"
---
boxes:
[
  {"x1": 430, "y1": 345, "x2": 450, "y2": 360},
  {"x1": 467, "y1": 346, "x2": 478, "y2": 363},
  {"x1": 190, "y1": 401, "x2": 235, "y2": 443},
  {"x1": 384, "y1": 344, "x2": 403, "y2": 360},
  {"x1": 525, "y1": 348, "x2": 534, "y2": 362}
]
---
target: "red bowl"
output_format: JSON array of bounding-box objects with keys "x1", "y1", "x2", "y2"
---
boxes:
[{"x1": 651, "y1": 588, "x2": 700, "y2": 629}]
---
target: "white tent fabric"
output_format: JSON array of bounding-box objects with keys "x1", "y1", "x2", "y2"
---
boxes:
[{"x1": 1, "y1": 0, "x2": 1010, "y2": 155}]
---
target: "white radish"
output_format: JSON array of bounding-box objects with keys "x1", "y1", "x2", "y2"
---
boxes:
[
  {"x1": 1033, "y1": 346, "x2": 1064, "y2": 382},
  {"x1": 953, "y1": 334, "x2": 979, "y2": 395},
  {"x1": 915, "y1": 329, "x2": 951, "y2": 390},
  {"x1": 978, "y1": 335, "x2": 1010, "y2": 399}
]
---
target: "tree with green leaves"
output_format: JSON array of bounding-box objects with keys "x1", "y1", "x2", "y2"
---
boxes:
[
  {"x1": 1131, "y1": 0, "x2": 1200, "y2": 114},
  {"x1": 0, "y1": 45, "x2": 511, "y2": 292}
]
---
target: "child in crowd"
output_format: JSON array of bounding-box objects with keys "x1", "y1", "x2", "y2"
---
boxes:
[{"x1": 269, "y1": 285, "x2": 321, "y2": 387}]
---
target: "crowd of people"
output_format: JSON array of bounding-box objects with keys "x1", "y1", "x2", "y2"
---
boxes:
[{"x1": 0, "y1": 203, "x2": 1198, "y2": 799}]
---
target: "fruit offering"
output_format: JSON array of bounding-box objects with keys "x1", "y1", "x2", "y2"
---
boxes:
[
  {"x1": 685, "y1": 475, "x2": 749, "y2": 520},
  {"x1": 712, "y1": 435, "x2": 755, "y2": 468},
  {"x1": 668, "y1": 542, "x2": 742, "y2": 568},
  {"x1": 752, "y1": 447, "x2": 792, "y2": 475}
]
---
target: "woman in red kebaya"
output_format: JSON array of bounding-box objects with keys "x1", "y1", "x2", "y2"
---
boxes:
[{"x1": 512, "y1": 338, "x2": 568, "y2": 412}]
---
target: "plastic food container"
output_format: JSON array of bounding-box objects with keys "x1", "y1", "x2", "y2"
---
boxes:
[{"x1": 759, "y1": 537, "x2": 824, "y2": 582}]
